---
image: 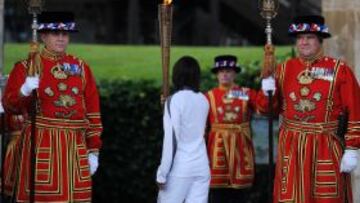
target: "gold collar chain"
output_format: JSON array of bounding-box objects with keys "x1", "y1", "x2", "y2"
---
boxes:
[
  {"x1": 40, "y1": 48, "x2": 65, "y2": 61},
  {"x1": 297, "y1": 49, "x2": 324, "y2": 85},
  {"x1": 299, "y1": 49, "x2": 324, "y2": 68}
]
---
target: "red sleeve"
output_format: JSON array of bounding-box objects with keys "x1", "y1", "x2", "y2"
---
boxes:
[
  {"x1": 338, "y1": 65, "x2": 360, "y2": 148},
  {"x1": 2, "y1": 61, "x2": 32, "y2": 114},
  {"x1": 248, "y1": 88, "x2": 258, "y2": 112},
  {"x1": 83, "y1": 63, "x2": 103, "y2": 153}
]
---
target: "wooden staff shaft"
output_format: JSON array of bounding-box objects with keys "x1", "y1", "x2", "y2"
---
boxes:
[{"x1": 28, "y1": 11, "x2": 40, "y2": 203}]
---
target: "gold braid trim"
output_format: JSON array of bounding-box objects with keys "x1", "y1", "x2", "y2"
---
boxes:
[
  {"x1": 299, "y1": 49, "x2": 324, "y2": 67},
  {"x1": 89, "y1": 123, "x2": 102, "y2": 128},
  {"x1": 282, "y1": 118, "x2": 338, "y2": 134},
  {"x1": 210, "y1": 122, "x2": 251, "y2": 139},
  {"x1": 279, "y1": 62, "x2": 287, "y2": 111},
  {"x1": 324, "y1": 60, "x2": 341, "y2": 122},
  {"x1": 40, "y1": 47, "x2": 65, "y2": 61},
  {"x1": 86, "y1": 112, "x2": 101, "y2": 116},
  {"x1": 25, "y1": 116, "x2": 90, "y2": 130},
  {"x1": 208, "y1": 90, "x2": 219, "y2": 123}
]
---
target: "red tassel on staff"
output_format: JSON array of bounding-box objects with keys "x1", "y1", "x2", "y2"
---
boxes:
[{"x1": 261, "y1": 44, "x2": 276, "y2": 78}]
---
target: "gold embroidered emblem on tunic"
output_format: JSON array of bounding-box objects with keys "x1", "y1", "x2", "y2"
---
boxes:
[
  {"x1": 51, "y1": 64, "x2": 68, "y2": 80},
  {"x1": 72, "y1": 87, "x2": 79, "y2": 95},
  {"x1": 217, "y1": 107, "x2": 223, "y2": 114},
  {"x1": 222, "y1": 96, "x2": 233, "y2": 104},
  {"x1": 58, "y1": 83, "x2": 67, "y2": 91},
  {"x1": 313, "y1": 92, "x2": 322, "y2": 101},
  {"x1": 294, "y1": 99, "x2": 316, "y2": 113},
  {"x1": 294, "y1": 114, "x2": 316, "y2": 122},
  {"x1": 54, "y1": 95, "x2": 76, "y2": 108},
  {"x1": 289, "y1": 92, "x2": 297, "y2": 101},
  {"x1": 297, "y1": 69, "x2": 313, "y2": 85},
  {"x1": 300, "y1": 87, "x2": 310, "y2": 96},
  {"x1": 54, "y1": 110, "x2": 77, "y2": 119},
  {"x1": 44, "y1": 87, "x2": 54, "y2": 97},
  {"x1": 223, "y1": 111, "x2": 238, "y2": 122},
  {"x1": 225, "y1": 105, "x2": 231, "y2": 111}
]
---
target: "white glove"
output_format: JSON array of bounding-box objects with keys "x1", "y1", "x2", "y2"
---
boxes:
[
  {"x1": 0, "y1": 102, "x2": 4, "y2": 114},
  {"x1": 0, "y1": 91, "x2": 3, "y2": 113},
  {"x1": 340, "y1": 149, "x2": 359, "y2": 173},
  {"x1": 88, "y1": 153, "x2": 99, "y2": 175},
  {"x1": 261, "y1": 76, "x2": 276, "y2": 96},
  {"x1": 20, "y1": 76, "x2": 39, "y2": 96}
]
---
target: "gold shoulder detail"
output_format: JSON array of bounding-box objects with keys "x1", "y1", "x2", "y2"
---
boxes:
[
  {"x1": 68, "y1": 54, "x2": 85, "y2": 66},
  {"x1": 76, "y1": 57, "x2": 85, "y2": 67},
  {"x1": 16, "y1": 59, "x2": 29, "y2": 69}
]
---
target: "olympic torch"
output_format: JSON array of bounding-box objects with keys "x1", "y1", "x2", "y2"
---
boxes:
[
  {"x1": 24, "y1": 1, "x2": 44, "y2": 202},
  {"x1": 259, "y1": 0, "x2": 278, "y2": 201},
  {"x1": 158, "y1": 0, "x2": 173, "y2": 104}
]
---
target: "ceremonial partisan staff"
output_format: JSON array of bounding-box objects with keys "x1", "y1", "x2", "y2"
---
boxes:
[
  {"x1": 23, "y1": 0, "x2": 43, "y2": 202},
  {"x1": 0, "y1": 104, "x2": 5, "y2": 203},
  {"x1": 0, "y1": 80, "x2": 7, "y2": 203},
  {"x1": 0, "y1": 0, "x2": 7, "y2": 201},
  {"x1": 158, "y1": 0, "x2": 173, "y2": 104},
  {"x1": 259, "y1": 0, "x2": 278, "y2": 201}
]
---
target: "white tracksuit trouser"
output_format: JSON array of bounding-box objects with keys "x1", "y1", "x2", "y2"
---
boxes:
[{"x1": 157, "y1": 175, "x2": 210, "y2": 203}]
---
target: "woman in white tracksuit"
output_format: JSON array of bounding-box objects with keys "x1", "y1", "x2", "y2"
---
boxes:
[{"x1": 156, "y1": 56, "x2": 210, "y2": 203}]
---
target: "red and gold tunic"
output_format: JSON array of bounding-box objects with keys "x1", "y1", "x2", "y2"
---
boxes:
[
  {"x1": 258, "y1": 56, "x2": 360, "y2": 203},
  {"x1": 3, "y1": 113, "x2": 25, "y2": 196},
  {"x1": 206, "y1": 85, "x2": 260, "y2": 188},
  {"x1": 2, "y1": 48, "x2": 103, "y2": 202}
]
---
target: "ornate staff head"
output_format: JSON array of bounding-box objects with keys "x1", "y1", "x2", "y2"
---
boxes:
[
  {"x1": 259, "y1": 0, "x2": 278, "y2": 45},
  {"x1": 25, "y1": 0, "x2": 44, "y2": 14},
  {"x1": 24, "y1": 0, "x2": 44, "y2": 43},
  {"x1": 23, "y1": 0, "x2": 44, "y2": 76},
  {"x1": 258, "y1": 0, "x2": 279, "y2": 77}
]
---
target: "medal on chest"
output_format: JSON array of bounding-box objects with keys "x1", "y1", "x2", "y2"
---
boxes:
[
  {"x1": 297, "y1": 67, "x2": 334, "y2": 85},
  {"x1": 51, "y1": 64, "x2": 68, "y2": 79},
  {"x1": 50, "y1": 62, "x2": 82, "y2": 80}
]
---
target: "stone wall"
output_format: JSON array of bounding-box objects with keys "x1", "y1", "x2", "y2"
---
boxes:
[
  {"x1": 323, "y1": 0, "x2": 360, "y2": 82},
  {"x1": 323, "y1": 1, "x2": 360, "y2": 202}
]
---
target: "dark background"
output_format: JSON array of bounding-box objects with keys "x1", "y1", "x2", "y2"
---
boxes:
[{"x1": 5, "y1": 0, "x2": 320, "y2": 45}]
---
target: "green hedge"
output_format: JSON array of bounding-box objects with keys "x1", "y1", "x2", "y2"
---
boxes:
[{"x1": 93, "y1": 80, "x2": 163, "y2": 202}]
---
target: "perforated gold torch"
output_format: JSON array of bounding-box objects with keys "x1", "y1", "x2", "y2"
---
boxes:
[{"x1": 158, "y1": 0, "x2": 173, "y2": 103}]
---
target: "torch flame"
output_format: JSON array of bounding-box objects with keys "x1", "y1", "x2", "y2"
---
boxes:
[{"x1": 163, "y1": 0, "x2": 172, "y2": 5}]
